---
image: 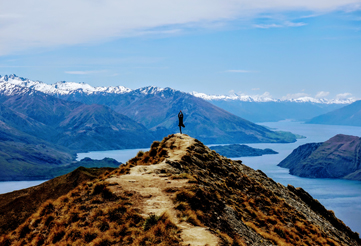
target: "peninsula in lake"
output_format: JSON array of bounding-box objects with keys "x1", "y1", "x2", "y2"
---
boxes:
[{"x1": 278, "y1": 134, "x2": 361, "y2": 181}]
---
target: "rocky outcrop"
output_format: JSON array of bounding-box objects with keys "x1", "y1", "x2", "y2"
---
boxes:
[
  {"x1": 278, "y1": 134, "x2": 361, "y2": 180},
  {"x1": 0, "y1": 134, "x2": 359, "y2": 245}
]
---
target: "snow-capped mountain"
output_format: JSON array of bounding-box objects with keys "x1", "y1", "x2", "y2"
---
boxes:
[
  {"x1": 0, "y1": 74, "x2": 356, "y2": 123},
  {"x1": 0, "y1": 74, "x2": 131, "y2": 96},
  {"x1": 0, "y1": 74, "x2": 356, "y2": 104},
  {"x1": 0, "y1": 74, "x2": 302, "y2": 144},
  {"x1": 190, "y1": 91, "x2": 356, "y2": 104}
]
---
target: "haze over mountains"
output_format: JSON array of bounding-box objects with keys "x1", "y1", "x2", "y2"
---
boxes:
[{"x1": 307, "y1": 100, "x2": 361, "y2": 127}]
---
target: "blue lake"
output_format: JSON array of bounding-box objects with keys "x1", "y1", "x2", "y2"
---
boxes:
[
  {"x1": 1, "y1": 121, "x2": 360, "y2": 234},
  {"x1": 0, "y1": 180, "x2": 47, "y2": 194}
]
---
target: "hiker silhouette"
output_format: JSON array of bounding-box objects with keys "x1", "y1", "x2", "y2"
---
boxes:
[{"x1": 178, "y1": 110, "x2": 185, "y2": 134}]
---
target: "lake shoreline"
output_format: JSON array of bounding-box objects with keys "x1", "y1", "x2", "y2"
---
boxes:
[{"x1": 2, "y1": 121, "x2": 361, "y2": 233}]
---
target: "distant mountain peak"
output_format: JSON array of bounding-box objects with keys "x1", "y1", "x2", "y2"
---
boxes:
[
  {"x1": 0, "y1": 74, "x2": 356, "y2": 104},
  {"x1": 0, "y1": 74, "x2": 132, "y2": 96},
  {"x1": 190, "y1": 91, "x2": 357, "y2": 104}
]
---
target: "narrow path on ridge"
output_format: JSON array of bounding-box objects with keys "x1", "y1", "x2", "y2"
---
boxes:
[{"x1": 106, "y1": 134, "x2": 219, "y2": 246}]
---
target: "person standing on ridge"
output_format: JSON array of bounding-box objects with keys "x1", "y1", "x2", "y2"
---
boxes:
[{"x1": 178, "y1": 110, "x2": 185, "y2": 134}]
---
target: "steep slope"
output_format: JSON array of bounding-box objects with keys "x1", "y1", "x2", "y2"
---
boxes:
[
  {"x1": 0, "y1": 119, "x2": 74, "y2": 181},
  {"x1": 1, "y1": 134, "x2": 359, "y2": 245},
  {"x1": 1, "y1": 75, "x2": 299, "y2": 144},
  {"x1": 57, "y1": 104, "x2": 154, "y2": 151},
  {"x1": 307, "y1": 100, "x2": 361, "y2": 126},
  {"x1": 0, "y1": 104, "x2": 55, "y2": 141},
  {"x1": 0, "y1": 167, "x2": 115, "y2": 235},
  {"x1": 54, "y1": 86, "x2": 299, "y2": 144},
  {"x1": 0, "y1": 82, "x2": 154, "y2": 152},
  {"x1": 278, "y1": 134, "x2": 361, "y2": 180}
]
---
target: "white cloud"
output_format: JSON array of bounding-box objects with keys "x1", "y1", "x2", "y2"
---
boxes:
[
  {"x1": 252, "y1": 88, "x2": 260, "y2": 90},
  {"x1": 336, "y1": 92, "x2": 353, "y2": 99},
  {"x1": 65, "y1": 70, "x2": 106, "y2": 75},
  {"x1": 1, "y1": 0, "x2": 361, "y2": 55},
  {"x1": 254, "y1": 23, "x2": 283, "y2": 29},
  {"x1": 254, "y1": 21, "x2": 306, "y2": 29},
  {"x1": 281, "y1": 93, "x2": 310, "y2": 100},
  {"x1": 315, "y1": 91, "x2": 330, "y2": 98}
]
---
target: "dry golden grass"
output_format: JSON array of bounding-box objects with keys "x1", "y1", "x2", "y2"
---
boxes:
[
  {"x1": 1, "y1": 134, "x2": 357, "y2": 246},
  {"x1": 167, "y1": 138, "x2": 349, "y2": 246},
  {"x1": 0, "y1": 178, "x2": 181, "y2": 246}
]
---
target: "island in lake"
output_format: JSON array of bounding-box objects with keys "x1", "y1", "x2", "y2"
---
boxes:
[{"x1": 210, "y1": 144, "x2": 278, "y2": 158}]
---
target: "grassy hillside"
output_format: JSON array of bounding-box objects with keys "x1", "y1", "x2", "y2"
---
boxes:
[
  {"x1": 1, "y1": 134, "x2": 359, "y2": 245},
  {"x1": 0, "y1": 167, "x2": 115, "y2": 235}
]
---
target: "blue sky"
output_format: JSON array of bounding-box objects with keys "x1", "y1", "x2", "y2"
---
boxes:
[{"x1": 0, "y1": 0, "x2": 360, "y2": 100}]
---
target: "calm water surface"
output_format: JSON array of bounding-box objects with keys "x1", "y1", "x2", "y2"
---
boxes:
[
  {"x1": 0, "y1": 180, "x2": 47, "y2": 194},
  {"x1": 1, "y1": 121, "x2": 360, "y2": 234}
]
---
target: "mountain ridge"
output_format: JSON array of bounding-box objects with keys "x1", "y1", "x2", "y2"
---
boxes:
[
  {"x1": 0, "y1": 74, "x2": 299, "y2": 145},
  {"x1": 307, "y1": 100, "x2": 361, "y2": 126},
  {"x1": 278, "y1": 134, "x2": 361, "y2": 180},
  {"x1": 0, "y1": 134, "x2": 359, "y2": 245},
  {"x1": 1, "y1": 74, "x2": 355, "y2": 104}
]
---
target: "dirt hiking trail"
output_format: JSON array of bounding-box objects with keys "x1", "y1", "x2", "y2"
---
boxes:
[{"x1": 107, "y1": 134, "x2": 219, "y2": 246}]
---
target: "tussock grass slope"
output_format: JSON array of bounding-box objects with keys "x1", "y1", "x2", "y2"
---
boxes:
[{"x1": 1, "y1": 134, "x2": 360, "y2": 245}]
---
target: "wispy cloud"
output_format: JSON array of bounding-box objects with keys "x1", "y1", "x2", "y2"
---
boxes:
[
  {"x1": 64, "y1": 70, "x2": 106, "y2": 75},
  {"x1": 281, "y1": 93, "x2": 309, "y2": 100},
  {"x1": 336, "y1": 92, "x2": 353, "y2": 100},
  {"x1": 254, "y1": 21, "x2": 307, "y2": 29},
  {"x1": 252, "y1": 88, "x2": 260, "y2": 91},
  {"x1": 1, "y1": 0, "x2": 360, "y2": 55},
  {"x1": 315, "y1": 91, "x2": 330, "y2": 98}
]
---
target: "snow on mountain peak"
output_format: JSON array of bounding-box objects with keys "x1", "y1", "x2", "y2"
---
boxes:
[
  {"x1": 0, "y1": 74, "x2": 132, "y2": 95},
  {"x1": 0, "y1": 75, "x2": 357, "y2": 104},
  {"x1": 190, "y1": 91, "x2": 357, "y2": 104},
  {"x1": 190, "y1": 91, "x2": 277, "y2": 102}
]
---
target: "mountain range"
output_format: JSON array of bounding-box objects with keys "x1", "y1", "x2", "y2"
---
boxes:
[
  {"x1": 0, "y1": 74, "x2": 298, "y2": 145},
  {"x1": 1, "y1": 74, "x2": 353, "y2": 123},
  {"x1": 278, "y1": 134, "x2": 361, "y2": 180},
  {"x1": 0, "y1": 134, "x2": 359, "y2": 245},
  {"x1": 207, "y1": 100, "x2": 344, "y2": 123},
  {"x1": 0, "y1": 82, "x2": 154, "y2": 152},
  {"x1": 0, "y1": 74, "x2": 304, "y2": 180},
  {"x1": 307, "y1": 100, "x2": 361, "y2": 126}
]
